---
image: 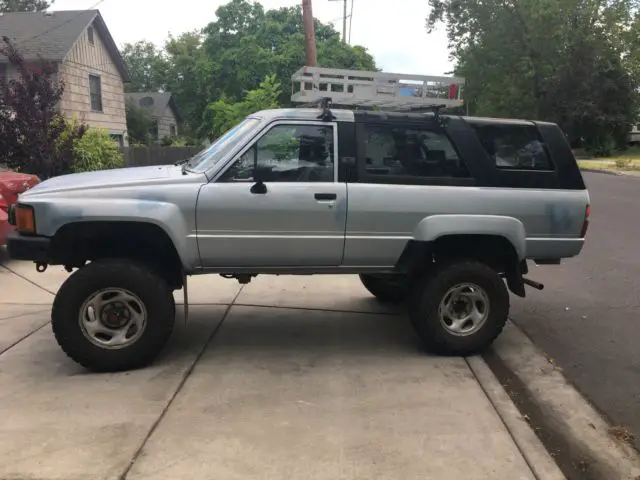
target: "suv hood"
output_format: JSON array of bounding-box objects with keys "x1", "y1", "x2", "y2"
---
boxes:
[{"x1": 23, "y1": 165, "x2": 184, "y2": 196}]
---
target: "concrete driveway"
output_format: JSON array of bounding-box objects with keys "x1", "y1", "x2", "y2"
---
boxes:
[{"x1": 0, "y1": 253, "x2": 550, "y2": 480}]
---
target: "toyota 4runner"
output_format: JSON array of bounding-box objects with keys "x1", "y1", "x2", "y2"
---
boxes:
[{"x1": 6, "y1": 104, "x2": 590, "y2": 372}]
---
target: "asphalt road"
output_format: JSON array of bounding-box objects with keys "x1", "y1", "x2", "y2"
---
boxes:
[{"x1": 510, "y1": 171, "x2": 640, "y2": 450}]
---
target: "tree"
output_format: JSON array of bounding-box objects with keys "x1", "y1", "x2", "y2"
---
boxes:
[
  {"x1": 427, "y1": 0, "x2": 640, "y2": 153},
  {"x1": 0, "y1": 0, "x2": 51, "y2": 12},
  {"x1": 125, "y1": 103, "x2": 155, "y2": 145},
  {"x1": 163, "y1": 32, "x2": 213, "y2": 138},
  {"x1": 0, "y1": 37, "x2": 86, "y2": 178},
  {"x1": 120, "y1": 0, "x2": 378, "y2": 141},
  {"x1": 121, "y1": 41, "x2": 168, "y2": 93},
  {"x1": 202, "y1": 1, "x2": 377, "y2": 106},
  {"x1": 202, "y1": 74, "x2": 281, "y2": 139}
]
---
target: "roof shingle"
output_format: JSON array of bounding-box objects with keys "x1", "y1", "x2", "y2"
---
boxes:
[{"x1": 0, "y1": 10, "x2": 130, "y2": 81}]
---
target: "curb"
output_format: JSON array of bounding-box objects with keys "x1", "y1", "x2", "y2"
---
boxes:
[
  {"x1": 467, "y1": 356, "x2": 565, "y2": 480},
  {"x1": 579, "y1": 168, "x2": 621, "y2": 176},
  {"x1": 486, "y1": 322, "x2": 640, "y2": 480}
]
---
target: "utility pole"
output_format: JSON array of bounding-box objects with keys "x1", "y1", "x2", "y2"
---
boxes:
[
  {"x1": 341, "y1": 0, "x2": 347, "y2": 43},
  {"x1": 348, "y1": 0, "x2": 353, "y2": 44},
  {"x1": 329, "y1": 0, "x2": 348, "y2": 42},
  {"x1": 302, "y1": 0, "x2": 317, "y2": 67}
]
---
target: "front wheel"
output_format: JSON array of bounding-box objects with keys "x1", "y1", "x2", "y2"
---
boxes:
[
  {"x1": 51, "y1": 259, "x2": 176, "y2": 372},
  {"x1": 409, "y1": 260, "x2": 509, "y2": 356}
]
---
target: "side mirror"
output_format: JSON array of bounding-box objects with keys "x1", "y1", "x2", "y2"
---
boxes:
[
  {"x1": 250, "y1": 165, "x2": 270, "y2": 194},
  {"x1": 253, "y1": 165, "x2": 271, "y2": 183}
]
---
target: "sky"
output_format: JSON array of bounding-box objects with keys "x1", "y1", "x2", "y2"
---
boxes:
[{"x1": 50, "y1": 0, "x2": 454, "y2": 76}]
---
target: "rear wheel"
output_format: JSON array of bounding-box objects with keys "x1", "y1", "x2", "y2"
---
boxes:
[
  {"x1": 51, "y1": 259, "x2": 176, "y2": 372},
  {"x1": 409, "y1": 260, "x2": 509, "y2": 356},
  {"x1": 359, "y1": 273, "x2": 411, "y2": 304}
]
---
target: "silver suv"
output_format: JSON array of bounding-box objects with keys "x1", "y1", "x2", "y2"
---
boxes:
[{"x1": 7, "y1": 105, "x2": 590, "y2": 372}]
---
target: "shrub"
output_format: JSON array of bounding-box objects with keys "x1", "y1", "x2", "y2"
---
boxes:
[
  {"x1": 59, "y1": 121, "x2": 124, "y2": 173},
  {"x1": 71, "y1": 128, "x2": 124, "y2": 172}
]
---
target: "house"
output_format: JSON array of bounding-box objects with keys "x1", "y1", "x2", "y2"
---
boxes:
[
  {"x1": 0, "y1": 10, "x2": 131, "y2": 146},
  {"x1": 126, "y1": 92, "x2": 180, "y2": 142}
]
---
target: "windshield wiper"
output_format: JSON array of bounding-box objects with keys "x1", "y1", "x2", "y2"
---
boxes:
[{"x1": 174, "y1": 157, "x2": 190, "y2": 166}]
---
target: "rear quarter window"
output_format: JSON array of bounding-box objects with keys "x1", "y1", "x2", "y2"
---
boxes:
[{"x1": 470, "y1": 123, "x2": 554, "y2": 171}]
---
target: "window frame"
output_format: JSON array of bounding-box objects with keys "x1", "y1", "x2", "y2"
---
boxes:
[
  {"x1": 88, "y1": 74, "x2": 102, "y2": 112},
  {"x1": 355, "y1": 121, "x2": 476, "y2": 187},
  {"x1": 87, "y1": 26, "x2": 95, "y2": 46},
  {"x1": 214, "y1": 120, "x2": 339, "y2": 184}
]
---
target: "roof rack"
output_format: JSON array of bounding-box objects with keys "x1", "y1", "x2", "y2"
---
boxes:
[
  {"x1": 297, "y1": 96, "x2": 336, "y2": 121},
  {"x1": 291, "y1": 66, "x2": 464, "y2": 111},
  {"x1": 407, "y1": 103, "x2": 449, "y2": 124}
]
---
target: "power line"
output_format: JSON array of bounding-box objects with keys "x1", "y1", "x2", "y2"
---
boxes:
[{"x1": 16, "y1": 0, "x2": 107, "y2": 46}]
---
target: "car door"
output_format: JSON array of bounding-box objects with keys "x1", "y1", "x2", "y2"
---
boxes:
[{"x1": 196, "y1": 120, "x2": 347, "y2": 268}]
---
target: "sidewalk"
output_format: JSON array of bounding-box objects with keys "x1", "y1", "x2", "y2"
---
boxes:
[{"x1": 0, "y1": 255, "x2": 557, "y2": 480}]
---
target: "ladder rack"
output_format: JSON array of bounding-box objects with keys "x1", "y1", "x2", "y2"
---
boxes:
[{"x1": 291, "y1": 66, "x2": 464, "y2": 110}]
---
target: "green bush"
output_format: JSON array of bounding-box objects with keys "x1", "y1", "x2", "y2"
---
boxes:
[
  {"x1": 71, "y1": 128, "x2": 124, "y2": 173},
  {"x1": 584, "y1": 133, "x2": 617, "y2": 158},
  {"x1": 59, "y1": 120, "x2": 124, "y2": 172}
]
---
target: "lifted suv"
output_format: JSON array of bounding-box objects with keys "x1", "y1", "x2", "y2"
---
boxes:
[{"x1": 7, "y1": 105, "x2": 590, "y2": 372}]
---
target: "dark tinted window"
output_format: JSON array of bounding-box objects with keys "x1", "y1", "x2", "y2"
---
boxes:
[
  {"x1": 220, "y1": 124, "x2": 335, "y2": 183},
  {"x1": 89, "y1": 74, "x2": 102, "y2": 111},
  {"x1": 471, "y1": 123, "x2": 553, "y2": 171},
  {"x1": 362, "y1": 124, "x2": 469, "y2": 178}
]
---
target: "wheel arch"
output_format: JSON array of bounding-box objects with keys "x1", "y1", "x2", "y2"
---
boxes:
[
  {"x1": 49, "y1": 220, "x2": 185, "y2": 289},
  {"x1": 411, "y1": 215, "x2": 527, "y2": 261}
]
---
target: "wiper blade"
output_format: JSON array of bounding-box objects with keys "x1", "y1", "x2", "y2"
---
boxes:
[{"x1": 174, "y1": 157, "x2": 190, "y2": 166}]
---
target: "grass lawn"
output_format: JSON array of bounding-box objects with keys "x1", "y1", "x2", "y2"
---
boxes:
[{"x1": 577, "y1": 148, "x2": 640, "y2": 174}]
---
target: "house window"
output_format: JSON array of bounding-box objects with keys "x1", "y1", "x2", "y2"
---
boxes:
[
  {"x1": 87, "y1": 26, "x2": 95, "y2": 45},
  {"x1": 110, "y1": 134, "x2": 124, "y2": 147},
  {"x1": 89, "y1": 74, "x2": 102, "y2": 111},
  {"x1": 150, "y1": 119, "x2": 158, "y2": 139},
  {"x1": 170, "y1": 125, "x2": 176, "y2": 137},
  {"x1": 0, "y1": 63, "x2": 7, "y2": 81}
]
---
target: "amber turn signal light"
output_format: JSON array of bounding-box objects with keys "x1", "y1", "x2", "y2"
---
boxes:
[{"x1": 15, "y1": 204, "x2": 36, "y2": 233}]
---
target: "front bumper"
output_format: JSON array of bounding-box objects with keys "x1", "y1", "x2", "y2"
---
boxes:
[{"x1": 6, "y1": 231, "x2": 50, "y2": 262}]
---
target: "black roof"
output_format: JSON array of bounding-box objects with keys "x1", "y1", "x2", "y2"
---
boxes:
[{"x1": 0, "y1": 10, "x2": 130, "y2": 81}]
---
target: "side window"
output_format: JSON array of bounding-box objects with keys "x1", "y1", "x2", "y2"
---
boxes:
[
  {"x1": 471, "y1": 124, "x2": 553, "y2": 171},
  {"x1": 220, "y1": 124, "x2": 335, "y2": 182},
  {"x1": 362, "y1": 124, "x2": 470, "y2": 179}
]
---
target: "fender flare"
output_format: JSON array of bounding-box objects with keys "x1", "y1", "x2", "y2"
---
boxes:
[{"x1": 411, "y1": 214, "x2": 527, "y2": 260}]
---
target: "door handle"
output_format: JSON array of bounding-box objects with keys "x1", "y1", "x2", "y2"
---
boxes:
[{"x1": 314, "y1": 193, "x2": 337, "y2": 201}]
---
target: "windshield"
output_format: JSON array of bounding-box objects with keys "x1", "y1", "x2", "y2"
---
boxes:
[{"x1": 186, "y1": 117, "x2": 261, "y2": 173}]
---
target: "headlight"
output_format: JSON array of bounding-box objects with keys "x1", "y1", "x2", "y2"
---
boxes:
[{"x1": 14, "y1": 204, "x2": 36, "y2": 234}]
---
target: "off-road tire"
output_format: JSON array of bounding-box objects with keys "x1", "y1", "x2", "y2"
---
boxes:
[
  {"x1": 51, "y1": 259, "x2": 176, "y2": 372},
  {"x1": 359, "y1": 273, "x2": 411, "y2": 304},
  {"x1": 409, "y1": 260, "x2": 509, "y2": 356}
]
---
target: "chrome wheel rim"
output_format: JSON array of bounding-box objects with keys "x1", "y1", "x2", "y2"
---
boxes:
[
  {"x1": 438, "y1": 283, "x2": 489, "y2": 336},
  {"x1": 79, "y1": 288, "x2": 147, "y2": 350}
]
